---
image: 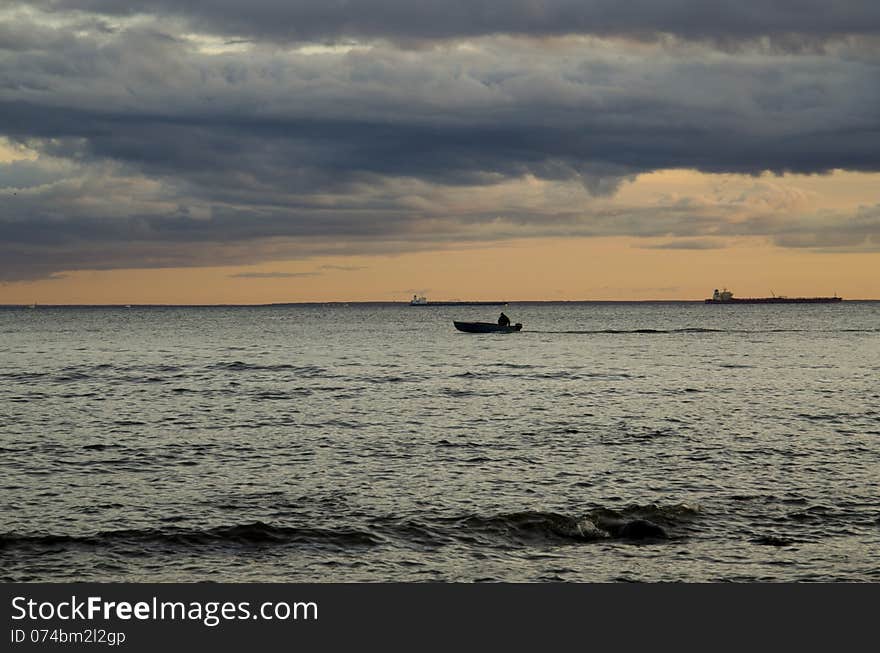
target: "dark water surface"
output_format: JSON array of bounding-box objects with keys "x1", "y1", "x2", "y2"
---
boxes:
[{"x1": 2, "y1": 302, "x2": 879, "y2": 581}]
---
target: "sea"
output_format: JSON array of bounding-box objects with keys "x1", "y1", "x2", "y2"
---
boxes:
[{"x1": 1, "y1": 302, "x2": 878, "y2": 582}]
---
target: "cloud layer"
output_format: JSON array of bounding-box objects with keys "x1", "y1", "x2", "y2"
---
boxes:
[
  {"x1": 24, "y1": 1, "x2": 880, "y2": 44},
  {"x1": 2, "y1": 2, "x2": 879, "y2": 280}
]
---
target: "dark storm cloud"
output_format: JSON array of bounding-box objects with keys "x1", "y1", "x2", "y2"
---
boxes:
[
  {"x1": 0, "y1": 213, "x2": 442, "y2": 281},
  {"x1": 2, "y1": 8, "x2": 880, "y2": 280},
  {"x1": 23, "y1": 1, "x2": 880, "y2": 45},
  {"x1": 4, "y1": 31, "x2": 878, "y2": 186}
]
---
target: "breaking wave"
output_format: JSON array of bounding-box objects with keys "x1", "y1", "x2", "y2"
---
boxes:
[{"x1": 0, "y1": 504, "x2": 700, "y2": 555}]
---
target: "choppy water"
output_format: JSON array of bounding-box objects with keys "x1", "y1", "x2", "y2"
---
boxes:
[{"x1": 1, "y1": 302, "x2": 879, "y2": 582}]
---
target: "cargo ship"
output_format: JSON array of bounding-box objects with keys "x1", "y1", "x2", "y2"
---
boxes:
[
  {"x1": 705, "y1": 289, "x2": 842, "y2": 304},
  {"x1": 409, "y1": 295, "x2": 507, "y2": 306}
]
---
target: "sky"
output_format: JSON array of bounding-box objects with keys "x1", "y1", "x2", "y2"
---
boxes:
[{"x1": 1, "y1": 1, "x2": 879, "y2": 303}]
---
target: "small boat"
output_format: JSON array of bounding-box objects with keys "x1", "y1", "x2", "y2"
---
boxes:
[
  {"x1": 454, "y1": 321, "x2": 522, "y2": 333},
  {"x1": 411, "y1": 294, "x2": 507, "y2": 306}
]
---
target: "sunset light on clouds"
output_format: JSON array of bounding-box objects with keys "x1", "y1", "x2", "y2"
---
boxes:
[{"x1": 2, "y1": 2, "x2": 879, "y2": 303}]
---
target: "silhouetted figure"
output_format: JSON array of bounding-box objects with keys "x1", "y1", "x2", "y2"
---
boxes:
[{"x1": 498, "y1": 312, "x2": 511, "y2": 327}]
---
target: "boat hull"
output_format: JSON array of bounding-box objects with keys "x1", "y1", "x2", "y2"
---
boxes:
[{"x1": 454, "y1": 321, "x2": 522, "y2": 333}]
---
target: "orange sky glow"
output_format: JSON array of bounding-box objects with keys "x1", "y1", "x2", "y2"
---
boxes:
[{"x1": 2, "y1": 161, "x2": 878, "y2": 304}]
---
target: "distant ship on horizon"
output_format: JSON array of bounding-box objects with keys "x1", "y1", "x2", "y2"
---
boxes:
[
  {"x1": 705, "y1": 288, "x2": 842, "y2": 304},
  {"x1": 409, "y1": 295, "x2": 508, "y2": 307}
]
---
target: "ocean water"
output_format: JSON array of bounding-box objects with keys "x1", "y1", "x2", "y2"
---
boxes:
[{"x1": 1, "y1": 302, "x2": 878, "y2": 582}]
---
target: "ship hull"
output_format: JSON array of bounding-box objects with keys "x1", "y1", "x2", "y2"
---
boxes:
[
  {"x1": 410, "y1": 301, "x2": 508, "y2": 306},
  {"x1": 705, "y1": 297, "x2": 842, "y2": 304}
]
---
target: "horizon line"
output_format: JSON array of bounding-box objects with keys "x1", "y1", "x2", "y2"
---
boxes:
[{"x1": 2, "y1": 298, "x2": 875, "y2": 308}]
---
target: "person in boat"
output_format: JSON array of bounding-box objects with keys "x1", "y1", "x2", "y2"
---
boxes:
[{"x1": 498, "y1": 312, "x2": 511, "y2": 327}]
